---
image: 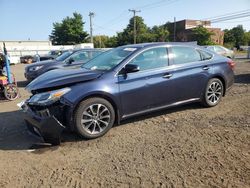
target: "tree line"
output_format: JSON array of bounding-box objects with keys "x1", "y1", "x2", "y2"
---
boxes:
[
  {"x1": 49, "y1": 12, "x2": 250, "y2": 49},
  {"x1": 224, "y1": 25, "x2": 250, "y2": 49}
]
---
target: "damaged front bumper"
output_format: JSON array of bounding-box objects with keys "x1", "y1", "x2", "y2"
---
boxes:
[{"x1": 19, "y1": 101, "x2": 66, "y2": 145}]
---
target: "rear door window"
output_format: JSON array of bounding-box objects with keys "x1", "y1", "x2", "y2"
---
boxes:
[
  {"x1": 207, "y1": 46, "x2": 215, "y2": 51},
  {"x1": 214, "y1": 46, "x2": 225, "y2": 53},
  {"x1": 198, "y1": 50, "x2": 213, "y2": 60},
  {"x1": 171, "y1": 46, "x2": 202, "y2": 65}
]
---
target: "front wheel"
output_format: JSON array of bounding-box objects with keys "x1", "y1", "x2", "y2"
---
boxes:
[
  {"x1": 74, "y1": 98, "x2": 115, "y2": 139},
  {"x1": 202, "y1": 78, "x2": 224, "y2": 107}
]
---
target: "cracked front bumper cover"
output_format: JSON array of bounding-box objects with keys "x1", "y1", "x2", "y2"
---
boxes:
[{"x1": 23, "y1": 104, "x2": 65, "y2": 145}]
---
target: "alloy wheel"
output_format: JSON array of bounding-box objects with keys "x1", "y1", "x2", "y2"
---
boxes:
[
  {"x1": 206, "y1": 81, "x2": 222, "y2": 104},
  {"x1": 81, "y1": 104, "x2": 111, "y2": 135}
]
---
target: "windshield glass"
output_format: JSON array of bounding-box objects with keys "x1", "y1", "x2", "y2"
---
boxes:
[
  {"x1": 55, "y1": 51, "x2": 73, "y2": 61},
  {"x1": 82, "y1": 47, "x2": 137, "y2": 71}
]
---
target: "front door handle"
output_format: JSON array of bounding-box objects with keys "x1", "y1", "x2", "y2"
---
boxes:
[
  {"x1": 163, "y1": 73, "x2": 173, "y2": 79},
  {"x1": 203, "y1": 66, "x2": 210, "y2": 70}
]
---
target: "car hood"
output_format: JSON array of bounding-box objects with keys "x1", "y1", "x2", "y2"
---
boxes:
[
  {"x1": 39, "y1": 54, "x2": 54, "y2": 58},
  {"x1": 25, "y1": 59, "x2": 57, "y2": 68},
  {"x1": 26, "y1": 68, "x2": 103, "y2": 92}
]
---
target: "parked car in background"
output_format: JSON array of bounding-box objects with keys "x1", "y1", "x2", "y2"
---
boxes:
[
  {"x1": 205, "y1": 45, "x2": 235, "y2": 59},
  {"x1": 21, "y1": 50, "x2": 68, "y2": 64},
  {"x1": 20, "y1": 42, "x2": 235, "y2": 145},
  {"x1": 20, "y1": 55, "x2": 33, "y2": 64},
  {"x1": 34, "y1": 50, "x2": 67, "y2": 62},
  {"x1": 24, "y1": 49, "x2": 106, "y2": 81}
]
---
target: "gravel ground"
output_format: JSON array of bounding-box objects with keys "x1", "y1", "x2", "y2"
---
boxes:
[{"x1": 0, "y1": 60, "x2": 249, "y2": 188}]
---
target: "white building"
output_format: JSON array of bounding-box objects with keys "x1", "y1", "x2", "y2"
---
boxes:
[{"x1": 0, "y1": 40, "x2": 94, "y2": 64}]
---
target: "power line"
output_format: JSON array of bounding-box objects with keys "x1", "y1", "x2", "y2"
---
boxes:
[
  {"x1": 101, "y1": 10, "x2": 129, "y2": 27},
  {"x1": 210, "y1": 12, "x2": 250, "y2": 23},
  {"x1": 96, "y1": 0, "x2": 180, "y2": 31},
  {"x1": 136, "y1": 0, "x2": 179, "y2": 10},
  {"x1": 136, "y1": 0, "x2": 169, "y2": 9},
  {"x1": 138, "y1": 0, "x2": 180, "y2": 11},
  {"x1": 93, "y1": 14, "x2": 131, "y2": 33},
  {"x1": 216, "y1": 18, "x2": 250, "y2": 24},
  {"x1": 93, "y1": 24, "x2": 118, "y2": 32},
  {"x1": 210, "y1": 12, "x2": 250, "y2": 21},
  {"x1": 203, "y1": 9, "x2": 250, "y2": 20}
]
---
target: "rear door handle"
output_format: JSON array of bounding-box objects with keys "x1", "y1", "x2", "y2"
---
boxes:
[
  {"x1": 163, "y1": 73, "x2": 173, "y2": 79},
  {"x1": 203, "y1": 66, "x2": 210, "y2": 70}
]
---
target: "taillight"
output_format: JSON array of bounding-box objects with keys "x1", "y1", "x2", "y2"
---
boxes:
[{"x1": 227, "y1": 60, "x2": 235, "y2": 70}]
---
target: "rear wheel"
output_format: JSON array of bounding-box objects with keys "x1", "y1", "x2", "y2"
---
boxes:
[
  {"x1": 202, "y1": 78, "x2": 224, "y2": 107},
  {"x1": 74, "y1": 98, "x2": 115, "y2": 139}
]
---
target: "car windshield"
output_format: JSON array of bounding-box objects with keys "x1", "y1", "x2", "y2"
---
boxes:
[
  {"x1": 55, "y1": 51, "x2": 73, "y2": 61},
  {"x1": 82, "y1": 47, "x2": 137, "y2": 71}
]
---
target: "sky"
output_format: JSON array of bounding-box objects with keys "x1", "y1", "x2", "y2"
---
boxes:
[{"x1": 0, "y1": 0, "x2": 249, "y2": 41}]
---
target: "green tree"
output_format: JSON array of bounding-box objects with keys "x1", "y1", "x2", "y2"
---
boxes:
[
  {"x1": 224, "y1": 29, "x2": 236, "y2": 43},
  {"x1": 243, "y1": 31, "x2": 250, "y2": 46},
  {"x1": 116, "y1": 16, "x2": 150, "y2": 45},
  {"x1": 93, "y1": 35, "x2": 108, "y2": 48},
  {"x1": 191, "y1": 26, "x2": 214, "y2": 45},
  {"x1": 50, "y1": 12, "x2": 88, "y2": 45},
  {"x1": 150, "y1": 25, "x2": 169, "y2": 42},
  {"x1": 223, "y1": 29, "x2": 236, "y2": 48},
  {"x1": 105, "y1": 36, "x2": 118, "y2": 47},
  {"x1": 230, "y1": 25, "x2": 245, "y2": 49},
  {"x1": 116, "y1": 16, "x2": 170, "y2": 45},
  {"x1": 92, "y1": 35, "x2": 117, "y2": 48}
]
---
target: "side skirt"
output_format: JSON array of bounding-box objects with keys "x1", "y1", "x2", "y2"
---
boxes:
[{"x1": 122, "y1": 98, "x2": 200, "y2": 120}]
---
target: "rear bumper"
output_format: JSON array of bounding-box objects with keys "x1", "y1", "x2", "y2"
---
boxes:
[{"x1": 22, "y1": 103, "x2": 65, "y2": 145}]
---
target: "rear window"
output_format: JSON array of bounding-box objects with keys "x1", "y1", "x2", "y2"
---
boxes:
[
  {"x1": 206, "y1": 46, "x2": 215, "y2": 51},
  {"x1": 171, "y1": 46, "x2": 202, "y2": 65}
]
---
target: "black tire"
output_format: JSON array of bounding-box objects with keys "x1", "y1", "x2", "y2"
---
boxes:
[
  {"x1": 202, "y1": 78, "x2": 224, "y2": 107},
  {"x1": 74, "y1": 97, "x2": 115, "y2": 139},
  {"x1": 4, "y1": 84, "x2": 19, "y2": 101}
]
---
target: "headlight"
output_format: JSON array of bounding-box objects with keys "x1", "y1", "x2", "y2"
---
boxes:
[
  {"x1": 29, "y1": 65, "x2": 43, "y2": 72},
  {"x1": 28, "y1": 88, "x2": 71, "y2": 106}
]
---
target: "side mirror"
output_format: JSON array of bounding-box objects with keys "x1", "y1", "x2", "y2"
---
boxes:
[
  {"x1": 121, "y1": 64, "x2": 140, "y2": 74},
  {"x1": 67, "y1": 58, "x2": 74, "y2": 64}
]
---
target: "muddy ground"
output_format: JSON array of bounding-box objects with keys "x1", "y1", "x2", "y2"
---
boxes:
[{"x1": 0, "y1": 60, "x2": 249, "y2": 187}]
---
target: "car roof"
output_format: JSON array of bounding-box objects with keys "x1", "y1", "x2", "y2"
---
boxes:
[
  {"x1": 123, "y1": 42, "x2": 199, "y2": 49},
  {"x1": 67, "y1": 48, "x2": 107, "y2": 53},
  {"x1": 204, "y1": 45, "x2": 223, "y2": 47}
]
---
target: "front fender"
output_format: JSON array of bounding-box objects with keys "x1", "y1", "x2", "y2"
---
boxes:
[{"x1": 61, "y1": 79, "x2": 121, "y2": 130}]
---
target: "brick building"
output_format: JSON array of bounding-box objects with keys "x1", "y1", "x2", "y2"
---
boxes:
[{"x1": 167, "y1": 19, "x2": 224, "y2": 45}]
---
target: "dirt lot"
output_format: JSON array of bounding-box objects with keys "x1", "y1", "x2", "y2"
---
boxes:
[{"x1": 0, "y1": 60, "x2": 249, "y2": 188}]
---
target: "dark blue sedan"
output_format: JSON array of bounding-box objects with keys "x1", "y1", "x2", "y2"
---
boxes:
[{"x1": 20, "y1": 42, "x2": 235, "y2": 145}]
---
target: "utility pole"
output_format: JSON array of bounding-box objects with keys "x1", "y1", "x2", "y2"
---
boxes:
[
  {"x1": 89, "y1": 12, "x2": 95, "y2": 44},
  {"x1": 129, "y1": 9, "x2": 141, "y2": 44},
  {"x1": 173, "y1": 17, "x2": 176, "y2": 42},
  {"x1": 99, "y1": 35, "x2": 102, "y2": 48}
]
